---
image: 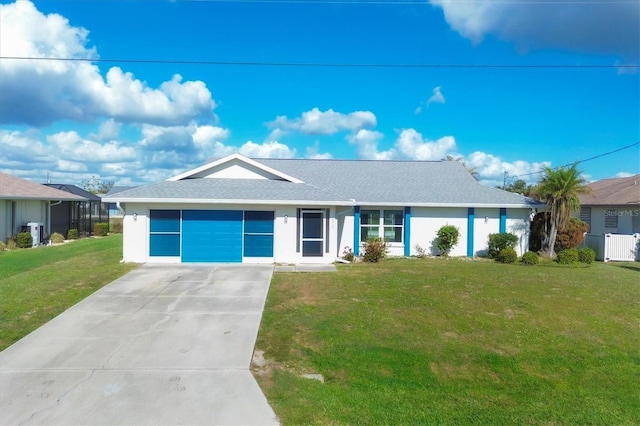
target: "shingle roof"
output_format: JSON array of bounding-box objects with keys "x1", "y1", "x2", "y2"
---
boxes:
[
  {"x1": 105, "y1": 157, "x2": 540, "y2": 207},
  {"x1": 106, "y1": 178, "x2": 351, "y2": 205},
  {"x1": 44, "y1": 184, "x2": 101, "y2": 201},
  {"x1": 579, "y1": 174, "x2": 640, "y2": 205},
  {"x1": 259, "y1": 158, "x2": 539, "y2": 207},
  {"x1": 0, "y1": 172, "x2": 86, "y2": 201}
]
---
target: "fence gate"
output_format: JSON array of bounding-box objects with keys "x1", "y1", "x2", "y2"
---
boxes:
[{"x1": 583, "y1": 233, "x2": 639, "y2": 262}]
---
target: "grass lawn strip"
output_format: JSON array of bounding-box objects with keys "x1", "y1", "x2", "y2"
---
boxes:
[
  {"x1": 0, "y1": 235, "x2": 138, "y2": 350},
  {"x1": 254, "y1": 259, "x2": 640, "y2": 425}
]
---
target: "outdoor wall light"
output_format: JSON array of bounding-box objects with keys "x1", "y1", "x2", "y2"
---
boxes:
[
  {"x1": 284, "y1": 215, "x2": 288, "y2": 223},
  {"x1": 133, "y1": 213, "x2": 138, "y2": 222},
  {"x1": 484, "y1": 216, "x2": 489, "y2": 223}
]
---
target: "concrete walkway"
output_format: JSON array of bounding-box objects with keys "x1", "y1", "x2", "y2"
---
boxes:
[{"x1": 0, "y1": 265, "x2": 279, "y2": 425}]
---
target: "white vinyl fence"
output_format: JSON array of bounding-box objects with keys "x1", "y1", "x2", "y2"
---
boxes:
[{"x1": 582, "y1": 233, "x2": 640, "y2": 262}]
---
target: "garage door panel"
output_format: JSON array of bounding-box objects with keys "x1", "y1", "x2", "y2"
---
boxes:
[{"x1": 182, "y1": 210, "x2": 242, "y2": 262}]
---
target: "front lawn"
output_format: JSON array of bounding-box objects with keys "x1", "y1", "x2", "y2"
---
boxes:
[
  {"x1": 254, "y1": 259, "x2": 640, "y2": 425},
  {"x1": 0, "y1": 235, "x2": 138, "y2": 350}
]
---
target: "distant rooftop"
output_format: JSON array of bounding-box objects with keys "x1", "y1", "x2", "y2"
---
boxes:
[
  {"x1": 0, "y1": 172, "x2": 86, "y2": 201},
  {"x1": 579, "y1": 174, "x2": 640, "y2": 205}
]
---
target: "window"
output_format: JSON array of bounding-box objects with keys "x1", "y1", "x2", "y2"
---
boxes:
[
  {"x1": 243, "y1": 211, "x2": 274, "y2": 257},
  {"x1": 360, "y1": 209, "x2": 403, "y2": 243},
  {"x1": 580, "y1": 207, "x2": 591, "y2": 231},
  {"x1": 605, "y1": 209, "x2": 618, "y2": 229},
  {"x1": 149, "y1": 210, "x2": 181, "y2": 256}
]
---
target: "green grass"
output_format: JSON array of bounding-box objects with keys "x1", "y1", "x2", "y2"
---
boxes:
[
  {"x1": 0, "y1": 235, "x2": 138, "y2": 350},
  {"x1": 254, "y1": 258, "x2": 640, "y2": 425}
]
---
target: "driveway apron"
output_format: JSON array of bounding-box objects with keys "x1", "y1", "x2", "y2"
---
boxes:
[{"x1": 0, "y1": 265, "x2": 279, "y2": 425}]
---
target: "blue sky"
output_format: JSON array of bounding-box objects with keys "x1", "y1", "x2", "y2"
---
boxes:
[{"x1": 1, "y1": 0, "x2": 638, "y2": 187}]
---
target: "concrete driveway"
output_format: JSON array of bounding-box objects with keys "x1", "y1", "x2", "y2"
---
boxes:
[{"x1": 0, "y1": 265, "x2": 279, "y2": 425}]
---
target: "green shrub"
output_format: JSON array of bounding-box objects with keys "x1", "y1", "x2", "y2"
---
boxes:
[
  {"x1": 521, "y1": 251, "x2": 539, "y2": 265},
  {"x1": 67, "y1": 229, "x2": 79, "y2": 240},
  {"x1": 488, "y1": 233, "x2": 519, "y2": 259},
  {"x1": 557, "y1": 248, "x2": 579, "y2": 264},
  {"x1": 110, "y1": 218, "x2": 123, "y2": 233},
  {"x1": 342, "y1": 246, "x2": 355, "y2": 262},
  {"x1": 50, "y1": 232, "x2": 65, "y2": 244},
  {"x1": 0, "y1": 241, "x2": 5, "y2": 252},
  {"x1": 497, "y1": 247, "x2": 517, "y2": 263},
  {"x1": 16, "y1": 232, "x2": 33, "y2": 248},
  {"x1": 436, "y1": 225, "x2": 460, "y2": 257},
  {"x1": 578, "y1": 247, "x2": 596, "y2": 264},
  {"x1": 93, "y1": 222, "x2": 109, "y2": 236},
  {"x1": 363, "y1": 238, "x2": 387, "y2": 263},
  {"x1": 6, "y1": 239, "x2": 17, "y2": 250}
]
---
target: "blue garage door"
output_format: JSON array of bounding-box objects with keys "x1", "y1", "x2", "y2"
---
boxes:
[{"x1": 182, "y1": 210, "x2": 243, "y2": 262}]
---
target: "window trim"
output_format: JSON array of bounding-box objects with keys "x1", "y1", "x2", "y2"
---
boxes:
[{"x1": 360, "y1": 208, "x2": 404, "y2": 245}]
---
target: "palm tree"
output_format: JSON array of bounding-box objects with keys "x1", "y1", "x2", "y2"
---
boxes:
[{"x1": 536, "y1": 164, "x2": 589, "y2": 257}]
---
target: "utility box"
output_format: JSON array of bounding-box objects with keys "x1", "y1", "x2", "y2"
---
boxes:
[{"x1": 27, "y1": 222, "x2": 44, "y2": 246}]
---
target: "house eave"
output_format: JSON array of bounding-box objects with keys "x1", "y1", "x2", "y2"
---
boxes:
[{"x1": 102, "y1": 197, "x2": 355, "y2": 206}]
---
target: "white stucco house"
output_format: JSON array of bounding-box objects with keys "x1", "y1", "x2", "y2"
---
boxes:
[
  {"x1": 104, "y1": 154, "x2": 542, "y2": 264},
  {"x1": 578, "y1": 174, "x2": 640, "y2": 235},
  {"x1": 0, "y1": 172, "x2": 86, "y2": 243}
]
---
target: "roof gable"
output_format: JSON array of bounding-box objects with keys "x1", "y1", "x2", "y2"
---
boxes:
[
  {"x1": 167, "y1": 154, "x2": 304, "y2": 183},
  {"x1": 0, "y1": 172, "x2": 86, "y2": 201}
]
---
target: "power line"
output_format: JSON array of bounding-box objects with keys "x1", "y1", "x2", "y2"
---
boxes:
[
  {"x1": 40, "y1": 0, "x2": 640, "y2": 4},
  {"x1": 1, "y1": 56, "x2": 637, "y2": 69},
  {"x1": 509, "y1": 141, "x2": 640, "y2": 179}
]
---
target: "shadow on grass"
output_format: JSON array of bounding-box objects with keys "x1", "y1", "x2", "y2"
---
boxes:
[{"x1": 615, "y1": 263, "x2": 640, "y2": 273}]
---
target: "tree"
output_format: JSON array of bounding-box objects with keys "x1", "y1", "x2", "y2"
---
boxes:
[
  {"x1": 536, "y1": 164, "x2": 589, "y2": 258},
  {"x1": 80, "y1": 176, "x2": 114, "y2": 195},
  {"x1": 502, "y1": 179, "x2": 535, "y2": 197}
]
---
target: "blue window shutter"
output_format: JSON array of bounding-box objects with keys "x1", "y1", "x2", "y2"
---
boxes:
[
  {"x1": 354, "y1": 206, "x2": 360, "y2": 256},
  {"x1": 500, "y1": 208, "x2": 507, "y2": 233},
  {"x1": 404, "y1": 207, "x2": 411, "y2": 256},
  {"x1": 467, "y1": 208, "x2": 475, "y2": 257}
]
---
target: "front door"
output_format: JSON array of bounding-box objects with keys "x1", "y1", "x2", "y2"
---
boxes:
[{"x1": 301, "y1": 210, "x2": 324, "y2": 257}]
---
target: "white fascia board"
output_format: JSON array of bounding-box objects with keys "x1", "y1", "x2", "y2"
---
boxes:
[
  {"x1": 102, "y1": 197, "x2": 354, "y2": 206},
  {"x1": 356, "y1": 201, "x2": 544, "y2": 208},
  {"x1": 166, "y1": 153, "x2": 304, "y2": 184}
]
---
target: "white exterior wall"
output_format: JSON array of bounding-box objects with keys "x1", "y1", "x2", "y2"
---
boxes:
[
  {"x1": 473, "y1": 208, "x2": 501, "y2": 257},
  {"x1": 506, "y1": 209, "x2": 532, "y2": 256},
  {"x1": 410, "y1": 207, "x2": 468, "y2": 257},
  {"x1": 582, "y1": 205, "x2": 640, "y2": 235},
  {"x1": 120, "y1": 203, "x2": 340, "y2": 264},
  {"x1": 336, "y1": 207, "x2": 355, "y2": 258}
]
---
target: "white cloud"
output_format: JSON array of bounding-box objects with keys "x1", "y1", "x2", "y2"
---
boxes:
[
  {"x1": 348, "y1": 128, "x2": 457, "y2": 161},
  {"x1": 268, "y1": 108, "x2": 377, "y2": 136},
  {"x1": 427, "y1": 86, "x2": 446, "y2": 105},
  {"x1": 238, "y1": 141, "x2": 296, "y2": 159},
  {"x1": 305, "y1": 142, "x2": 333, "y2": 159},
  {"x1": 430, "y1": 0, "x2": 639, "y2": 60},
  {"x1": 347, "y1": 129, "x2": 390, "y2": 160},
  {"x1": 465, "y1": 151, "x2": 551, "y2": 185},
  {"x1": 0, "y1": 1, "x2": 216, "y2": 126},
  {"x1": 416, "y1": 86, "x2": 446, "y2": 114},
  {"x1": 615, "y1": 172, "x2": 634, "y2": 178},
  {"x1": 47, "y1": 131, "x2": 137, "y2": 162},
  {"x1": 394, "y1": 130, "x2": 455, "y2": 160}
]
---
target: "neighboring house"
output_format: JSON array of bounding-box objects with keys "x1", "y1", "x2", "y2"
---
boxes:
[
  {"x1": 105, "y1": 186, "x2": 137, "y2": 217},
  {"x1": 578, "y1": 174, "x2": 640, "y2": 235},
  {"x1": 44, "y1": 184, "x2": 109, "y2": 237},
  {"x1": 104, "y1": 154, "x2": 542, "y2": 264},
  {"x1": 0, "y1": 172, "x2": 86, "y2": 242}
]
